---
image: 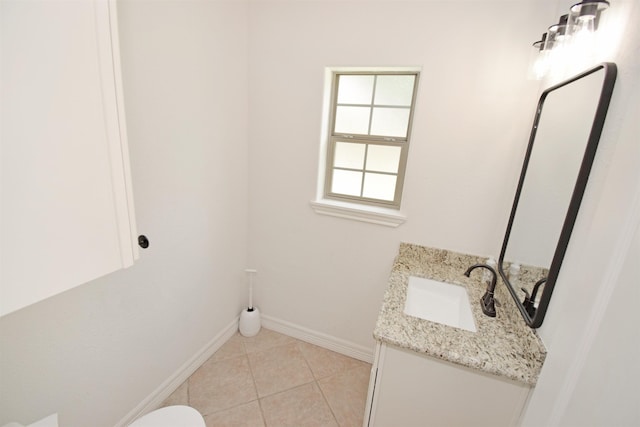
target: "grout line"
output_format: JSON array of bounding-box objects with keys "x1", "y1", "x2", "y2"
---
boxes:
[
  {"x1": 256, "y1": 397, "x2": 268, "y2": 427},
  {"x1": 291, "y1": 338, "x2": 342, "y2": 423},
  {"x1": 296, "y1": 340, "x2": 321, "y2": 381},
  {"x1": 316, "y1": 378, "x2": 341, "y2": 427},
  {"x1": 245, "y1": 354, "x2": 262, "y2": 406},
  {"x1": 241, "y1": 334, "x2": 268, "y2": 425},
  {"x1": 296, "y1": 339, "x2": 344, "y2": 426}
]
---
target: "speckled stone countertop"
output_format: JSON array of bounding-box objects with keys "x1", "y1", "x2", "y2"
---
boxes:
[{"x1": 373, "y1": 243, "x2": 546, "y2": 386}]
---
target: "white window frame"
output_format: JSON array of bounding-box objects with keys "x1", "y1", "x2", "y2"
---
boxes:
[{"x1": 311, "y1": 67, "x2": 420, "y2": 227}]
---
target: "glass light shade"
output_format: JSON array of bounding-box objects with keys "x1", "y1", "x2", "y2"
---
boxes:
[
  {"x1": 568, "y1": 15, "x2": 598, "y2": 72},
  {"x1": 528, "y1": 33, "x2": 549, "y2": 80},
  {"x1": 528, "y1": 48, "x2": 550, "y2": 80},
  {"x1": 544, "y1": 22, "x2": 572, "y2": 80},
  {"x1": 570, "y1": 0, "x2": 609, "y2": 18},
  {"x1": 544, "y1": 27, "x2": 558, "y2": 51},
  {"x1": 574, "y1": 15, "x2": 596, "y2": 38},
  {"x1": 564, "y1": 3, "x2": 600, "y2": 76},
  {"x1": 568, "y1": 3, "x2": 597, "y2": 37}
]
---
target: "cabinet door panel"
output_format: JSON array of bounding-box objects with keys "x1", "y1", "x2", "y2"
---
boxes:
[
  {"x1": 0, "y1": 0, "x2": 137, "y2": 316},
  {"x1": 371, "y1": 345, "x2": 530, "y2": 427}
]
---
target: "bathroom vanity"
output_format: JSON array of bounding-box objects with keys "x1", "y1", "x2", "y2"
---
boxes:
[{"x1": 364, "y1": 243, "x2": 546, "y2": 427}]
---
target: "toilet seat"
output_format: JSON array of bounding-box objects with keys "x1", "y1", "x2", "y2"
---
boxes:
[{"x1": 129, "y1": 405, "x2": 205, "y2": 427}]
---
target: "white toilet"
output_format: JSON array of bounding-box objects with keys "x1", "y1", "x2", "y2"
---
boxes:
[{"x1": 129, "y1": 405, "x2": 205, "y2": 427}]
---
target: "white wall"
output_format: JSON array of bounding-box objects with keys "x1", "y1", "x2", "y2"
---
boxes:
[
  {"x1": 0, "y1": 1, "x2": 249, "y2": 426},
  {"x1": 247, "y1": 0, "x2": 556, "y2": 350},
  {"x1": 522, "y1": 1, "x2": 640, "y2": 424}
]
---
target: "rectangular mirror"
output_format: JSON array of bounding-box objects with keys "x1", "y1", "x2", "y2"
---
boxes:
[{"x1": 498, "y1": 63, "x2": 617, "y2": 328}]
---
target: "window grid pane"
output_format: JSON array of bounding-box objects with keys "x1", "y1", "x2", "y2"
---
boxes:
[
  {"x1": 362, "y1": 172, "x2": 397, "y2": 201},
  {"x1": 370, "y1": 107, "x2": 411, "y2": 138},
  {"x1": 374, "y1": 75, "x2": 416, "y2": 106},
  {"x1": 334, "y1": 106, "x2": 371, "y2": 135},
  {"x1": 337, "y1": 75, "x2": 375, "y2": 104},
  {"x1": 331, "y1": 169, "x2": 363, "y2": 197},
  {"x1": 366, "y1": 145, "x2": 401, "y2": 173},
  {"x1": 334, "y1": 141, "x2": 366, "y2": 169}
]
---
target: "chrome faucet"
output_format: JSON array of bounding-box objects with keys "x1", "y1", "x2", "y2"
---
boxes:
[{"x1": 464, "y1": 264, "x2": 497, "y2": 317}]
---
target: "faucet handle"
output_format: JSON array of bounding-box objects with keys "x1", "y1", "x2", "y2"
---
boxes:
[{"x1": 481, "y1": 289, "x2": 497, "y2": 317}]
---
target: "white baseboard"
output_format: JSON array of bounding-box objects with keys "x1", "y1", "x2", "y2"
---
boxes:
[
  {"x1": 115, "y1": 317, "x2": 239, "y2": 427},
  {"x1": 261, "y1": 314, "x2": 375, "y2": 364}
]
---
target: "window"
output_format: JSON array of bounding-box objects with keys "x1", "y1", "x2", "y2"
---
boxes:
[{"x1": 324, "y1": 71, "x2": 419, "y2": 209}]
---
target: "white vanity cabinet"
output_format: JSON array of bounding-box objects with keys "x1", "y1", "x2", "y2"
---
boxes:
[
  {"x1": 364, "y1": 342, "x2": 531, "y2": 427},
  {"x1": 1, "y1": 0, "x2": 138, "y2": 316}
]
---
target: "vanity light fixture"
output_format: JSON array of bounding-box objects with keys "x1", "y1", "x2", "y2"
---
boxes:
[{"x1": 528, "y1": 1, "x2": 610, "y2": 80}]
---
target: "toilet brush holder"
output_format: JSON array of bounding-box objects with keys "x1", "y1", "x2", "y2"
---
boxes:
[
  {"x1": 239, "y1": 307, "x2": 261, "y2": 337},
  {"x1": 239, "y1": 269, "x2": 261, "y2": 337}
]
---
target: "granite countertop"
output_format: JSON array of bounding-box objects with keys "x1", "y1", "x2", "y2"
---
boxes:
[{"x1": 373, "y1": 243, "x2": 546, "y2": 386}]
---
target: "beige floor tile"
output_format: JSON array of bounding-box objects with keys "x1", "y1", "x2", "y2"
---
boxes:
[
  {"x1": 260, "y1": 382, "x2": 338, "y2": 427},
  {"x1": 298, "y1": 341, "x2": 370, "y2": 380},
  {"x1": 211, "y1": 333, "x2": 247, "y2": 362},
  {"x1": 203, "y1": 400, "x2": 265, "y2": 427},
  {"x1": 248, "y1": 342, "x2": 315, "y2": 397},
  {"x1": 241, "y1": 328, "x2": 298, "y2": 354},
  {"x1": 318, "y1": 365, "x2": 371, "y2": 427},
  {"x1": 161, "y1": 380, "x2": 189, "y2": 407},
  {"x1": 189, "y1": 355, "x2": 257, "y2": 416}
]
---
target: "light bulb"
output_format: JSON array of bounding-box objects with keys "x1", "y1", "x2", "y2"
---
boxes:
[
  {"x1": 529, "y1": 50, "x2": 550, "y2": 80},
  {"x1": 544, "y1": 23, "x2": 571, "y2": 80},
  {"x1": 569, "y1": 14, "x2": 597, "y2": 72},
  {"x1": 527, "y1": 34, "x2": 549, "y2": 80},
  {"x1": 575, "y1": 15, "x2": 596, "y2": 38}
]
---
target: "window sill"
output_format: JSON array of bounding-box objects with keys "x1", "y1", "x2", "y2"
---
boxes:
[{"x1": 309, "y1": 199, "x2": 406, "y2": 227}]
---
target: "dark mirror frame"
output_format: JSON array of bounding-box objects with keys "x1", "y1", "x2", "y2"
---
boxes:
[{"x1": 498, "y1": 63, "x2": 617, "y2": 328}]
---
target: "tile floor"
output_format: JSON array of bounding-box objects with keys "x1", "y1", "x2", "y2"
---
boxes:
[{"x1": 161, "y1": 328, "x2": 372, "y2": 427}]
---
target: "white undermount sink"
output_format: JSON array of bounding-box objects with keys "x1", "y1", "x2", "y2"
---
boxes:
[{"x1": 403, "y1": 276, "x2": 477, "y2": 332}]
